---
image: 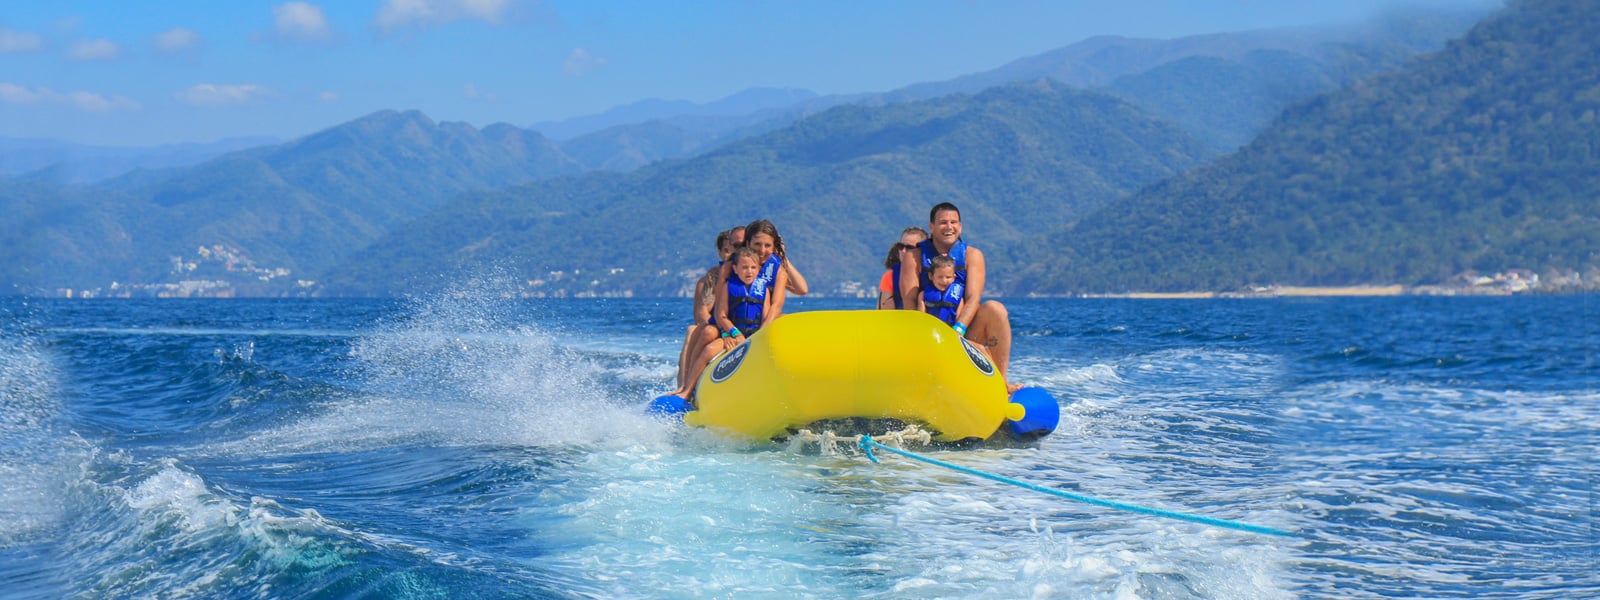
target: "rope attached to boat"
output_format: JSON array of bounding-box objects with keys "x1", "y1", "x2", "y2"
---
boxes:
[{"x1": 857, "y1": 435, "x2": 1297, "y2": 538}]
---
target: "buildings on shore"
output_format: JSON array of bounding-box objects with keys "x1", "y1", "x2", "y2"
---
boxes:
[{"x1": 40, "y1": 260, "x2": 1597, "y2": 300}]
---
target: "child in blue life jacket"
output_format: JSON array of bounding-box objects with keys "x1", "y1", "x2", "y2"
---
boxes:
[
  {"x1": 920, "y1": 255, "x2": 964, "y2": 327},
  {"x1": 720, "y1": 247, "x2": 769, "y2": 336},
  {"x1": 712, "y1": 220, "x2": 788, "y2": 341}
]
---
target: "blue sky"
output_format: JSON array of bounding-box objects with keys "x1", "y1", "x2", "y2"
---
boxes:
[{"x1": 1, "y1": 0, "x2": 1498, "y2": 147}]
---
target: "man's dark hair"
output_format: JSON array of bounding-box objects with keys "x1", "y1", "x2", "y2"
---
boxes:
[{"x1": 929, "y1": 202, "x2": 961, "y2": 223}]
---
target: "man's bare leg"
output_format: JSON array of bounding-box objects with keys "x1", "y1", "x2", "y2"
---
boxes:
[
  {"x1": 675, "y1": 324, "x2": 719, "y2": 390},
  {"x1": 967, "y1": 300, "x2": 1019, "y2": 393},
  {"x1": 676, "y1": 338, "x2": 732, "y2": 399}
]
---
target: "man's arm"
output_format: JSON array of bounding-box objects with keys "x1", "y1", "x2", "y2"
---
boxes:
[
  {"x1": 712, "y1": 263, "x2": 733, "y2": 332},
  {"x1": 783, "y1": 259, "x2": 809, "y2": 295},
  {"x1": 898, "y1": 247, "x2": 921, "y2": 310},
  {"x1": 693, "y1": 269, "x2": 716, "y2": 324}
]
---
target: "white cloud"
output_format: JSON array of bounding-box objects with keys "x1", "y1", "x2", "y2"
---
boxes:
[
  {"x1": 0, "y1": 82, "x2": 140, "y2": 112},
  {"x1": 67, "y1": 38, "x2": 121, "y2": 61},
  {"x1": 375, "y1": 0, "x2": 512, "y2": 32},
  {"x1": 563, "y1": 47, "x2": 606, "y2": 76},
  {"x1": 153, "y1": 27, "x2": 203, "y2": 53},
  {"x1": 273, "y1": 2, "x2": 333, "y2": 41},
  {"x1": 0, "y1": 28, "x2": 45, "y2": 53},
  {"x1": 67, "y1": 91, "x2": 138, "y2": 112},
  {"x1": 0, "y1": 83, "x2": 39, "y2": 103},
  {"x1": 175, "y1": 83, "x2": 269, "y2": 106},
  {"x1": 319, "y1": 91, "x2": 339, "y2": 102}
]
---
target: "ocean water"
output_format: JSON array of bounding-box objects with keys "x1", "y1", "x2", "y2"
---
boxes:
[{"x1": 0, "y1": 294, "x2": 1594, "y2": 599}]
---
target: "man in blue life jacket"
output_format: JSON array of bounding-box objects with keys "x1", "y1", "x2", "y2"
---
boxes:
[{"x1": 898, "y1": 202, "x2": 1018, "y2": 391}]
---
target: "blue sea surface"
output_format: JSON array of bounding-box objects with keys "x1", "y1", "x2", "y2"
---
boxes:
[{"x1": 1, "y1": 295, "x2": 1594, "y2": 598}]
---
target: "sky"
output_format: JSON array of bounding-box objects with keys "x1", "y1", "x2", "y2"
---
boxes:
[{"x1": 0, "y1": 0, "x2": 1500, "y2": 147}]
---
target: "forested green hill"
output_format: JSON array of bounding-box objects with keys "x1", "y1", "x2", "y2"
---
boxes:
[
  {"x1": 1, "y1": 111, "x2": 583, "y2": 294},
  {"x1": 1024, "y1": 0, "x2": 1599, "y2": 294},
  {"x1": 322, "y1": 83, "x2": 1216, "y2": 297}
]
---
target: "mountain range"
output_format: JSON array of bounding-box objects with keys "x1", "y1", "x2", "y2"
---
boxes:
[
  {"x1": 11, "y1": 2, "x2": 1591, "y2": 298},
  {"x1": 536, "y1": 8, "x2": 1490, "y2": 172},
  {"x1": 0, "y1": 8, "x2": 1481, "y2": 189},
  {"x1": 321, "y1": 81, "x2": 1216, "y2": 297}
]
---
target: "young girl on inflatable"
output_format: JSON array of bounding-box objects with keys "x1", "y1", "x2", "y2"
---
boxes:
[{"x1": 917, "y1": 255, "x2": 964, "y2": 326}]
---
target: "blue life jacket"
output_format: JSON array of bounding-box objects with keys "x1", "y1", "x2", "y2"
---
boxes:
[
  {"x1": 726, "y1": 255, "x2": 781, "y2": 333},
  {"x1": 921, "y1": 280, "x2": 964, "y2": 325},
  {"x1": 917, "y1": 239, "x2": 967, "y2": 287},
  {"x1": 916, "y1": 239, "x2": 967, "y2": 322}
]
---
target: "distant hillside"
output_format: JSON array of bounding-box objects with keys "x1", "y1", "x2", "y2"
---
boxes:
[
  {"x1": 1026, "y1": 0, "x2": 1599, "y2": 294},
  {"x1": 889, "y1": 9, "x2": 1488, "y2": 151},
  {"x1": 890, "y1": 8, "x2": 1487, "y2": 101},
  {"x1": 0, "y1": 136, "x2": 278, "y2": 184},
  {"x1": 557, "y1": 112, "x2": 803, "y2": 173},
  {"x1": 0, "y1": 181, "x2": 137, "y2": 293},
  {"x1": 323, "y1": 82, "x2": 1216, "y2": 297},
  {"x1": 1, "y1": 111, "x2": 583, "y2": 294},
  {"x1": 1105, "y1": 50, "x2": 1345, "y2": 150},
  {"x1": 534, "y1": 10, "x2": 1489, "y2": 171}
]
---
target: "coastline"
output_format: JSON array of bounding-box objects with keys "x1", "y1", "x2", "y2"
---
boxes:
[
  {"x1": 28, "y1": 273, "x2": 1595, "y2": 300},
  {"x1": 1081, "y1": 283, "x2": 1575, "y2": 298}
]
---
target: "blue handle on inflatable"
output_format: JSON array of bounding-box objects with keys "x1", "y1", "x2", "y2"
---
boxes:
[
  {"x1": 1005, "y1": 387, "x2": 1060, "y2": 437},
  {"x1": 647, "y1": 394, "x2": 691, "y2": 420}
]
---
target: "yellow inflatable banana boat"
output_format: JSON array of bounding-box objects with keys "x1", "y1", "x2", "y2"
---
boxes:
[{"x1": 649, "y1": 310, "x2": 1059, "y2": 442}]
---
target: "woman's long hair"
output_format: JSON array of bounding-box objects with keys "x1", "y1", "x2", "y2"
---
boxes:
[
  {"x1": 883, "y1": 227, "x2": 929, "y2": 268},
  {"x1": 743, "y1": 219, "x2": 786, "y2": 260}
]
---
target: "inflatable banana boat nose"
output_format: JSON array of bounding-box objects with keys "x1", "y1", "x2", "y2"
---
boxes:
[{"x1": 651, "y1": 310, "x2": 1059, "y2": 442}]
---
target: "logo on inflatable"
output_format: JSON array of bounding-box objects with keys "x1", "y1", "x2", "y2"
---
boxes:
[
  {"x1": 960, "y1": 338, "x2": 995, "y2": 376},
  {"x1": 709, "y1": 342, "x2": 751, "y2": 383}
]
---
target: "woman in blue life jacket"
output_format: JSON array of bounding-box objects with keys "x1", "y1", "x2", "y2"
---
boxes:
[
  {"x1": 918, "y1": 255, "x2": 963, "y2": 324},
  {"x1": 877, "y1": 227, "x2": 929, "y2": 310},
  {"x1": 671, "y1": 219, "x2": 792, "y2": 399},
  {"x1": 898, "y1": 202, "x2": 1019, "y2": 392}
]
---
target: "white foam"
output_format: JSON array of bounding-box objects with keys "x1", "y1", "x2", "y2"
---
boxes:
[
  {"x1": 124, "y1": 460, "x2": 239, "y2": 532},
  {"x1": 517, "y1": 433, "x2": 1297, "y2": 598},
  {"x1": 208, "y1": 292, "x2": 681, "y2": 457},
  {"x1": 0, "y1": 336, "x2": 83, "y2": 546}
]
